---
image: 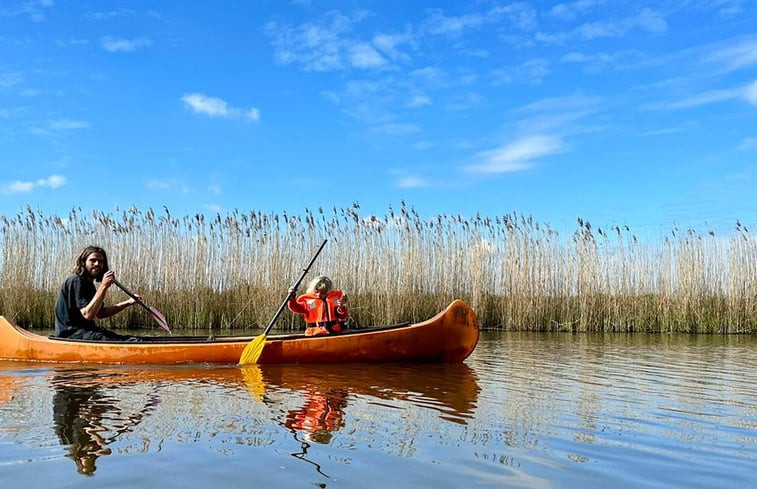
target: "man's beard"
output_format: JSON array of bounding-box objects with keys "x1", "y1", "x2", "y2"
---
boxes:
[{"x1": 87, "y1": 268, "x2": 104, "y2": 281}]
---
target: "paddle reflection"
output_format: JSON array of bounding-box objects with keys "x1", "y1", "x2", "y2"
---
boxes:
[{"x1": 50, "y1": 370, "x2": 160, "y2": 476}]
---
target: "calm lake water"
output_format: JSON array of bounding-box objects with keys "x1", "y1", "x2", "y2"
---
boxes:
[{"x1": 1, "y1": 332, "x2": 755, "y2": 489}]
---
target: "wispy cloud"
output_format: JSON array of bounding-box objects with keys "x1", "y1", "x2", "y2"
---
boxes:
[
  {"x1": 406, "y1": 94, "x2": 432, "y2": 108},
  {"x1": 100, "y1": 36, "x2": 153, "y2": 52},
  {"x1": 739, "y1": 137, "x2": 757, "y2": 150},
  {"x1": 265, "y1": 11, "x2": 397, "y2": 72},
  {"x1": 465, "y1": 135, "x2": 564, "y2": 174},
  {"x1": 421, "y1": 4, "x2": 537, "y2": 38},
  {"x1": 181, "y1": 93, "x2": 260, "y2": 121},
  {"x1": 85, "y1": 8, "x2": 136, "y2": 21},
  {"x1": 0, "y1": 174, "x2": 66, "y2": 193},
  {"x1": 745, "y1": 80, "x2": 757, "y2": 105},
  {"x1": 0, "y1": 71, "x2": 24, "y2": 88},
  {"x1": 490, "y1": 58, "x2": 550, "y2": 85},
  {"x1": 548, "y1": 0, "x2": 604, "y2": 22},
  {"x1": 49, "y1": 119, "x2": 90, "y2": 130},
  {"x1": 421, "y1": 9, "x2": 487, "y2": 37},
  {"x1": 395, "y1": 175, "x2": 429, "y2": 188},
  {"x1": 56, "y1": 38, "x2": 89, "y2": 47},
  {"x1": 702, "y1": 38, "x2": 757, "y2": 74},
  {"x1": 574, "y1": 8, "x2": 667, "y2": 39},
  {"x1": 0, "y1": 0, "x2": 54, "y2": 22},
  {"x1": 28, "y1": 119, "x2": 90, "y2": 137},
  {"x1": 370, "y1": 122, "x2": 420, "y2": 136},
  {"x1": 145, "y1": 178, "x2": 190, "y2": 193},
  {"x1": 659, "y1": 80, "x2": 757, "y2": 110}
]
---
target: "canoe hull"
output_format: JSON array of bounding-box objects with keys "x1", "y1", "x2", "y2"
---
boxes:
[{"x1": 0, "y1": 300, "x2": 479, "y2": 365}]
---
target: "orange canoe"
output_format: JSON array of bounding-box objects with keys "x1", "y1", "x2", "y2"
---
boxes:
[{"x1": 0, "y1": 300, "x2": 479, "y2": 365}]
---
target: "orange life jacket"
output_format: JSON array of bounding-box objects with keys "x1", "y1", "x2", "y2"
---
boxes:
[{"x1": 288, "y1": 290, "x2": 348, "y2": 335}]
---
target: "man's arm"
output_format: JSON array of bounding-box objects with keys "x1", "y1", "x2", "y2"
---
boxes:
[
  {"x1": 97, "y1": 300, "x2": 135, "y2": 319},
  {"x1": 80, "y1": 279, "x2": 109, "y2": 320}
]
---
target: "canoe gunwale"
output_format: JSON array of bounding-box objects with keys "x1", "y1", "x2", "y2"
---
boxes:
[{"x1": 43, "y1": 321, "x2": 415, "y2": 345}]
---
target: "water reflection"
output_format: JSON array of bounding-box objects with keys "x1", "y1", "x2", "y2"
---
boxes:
[
  {"x1": 2, "y1": 333, "x2": 755, "y2": 488},
  {"x1": 284, "y1": 386, "x2": 348, "y2": 444},
  {"x1": 50, "y1": 370, "x2": 161, "y2": 475},
  {"x1": 258, "y1": 363, "x2": 480, "y2": 479},
  {"x1": 262, "y1": 362, "x2": 480, "y2": 427},
  {"x1": 16, "y1": 362, "x2": 479, "y2": 477}
]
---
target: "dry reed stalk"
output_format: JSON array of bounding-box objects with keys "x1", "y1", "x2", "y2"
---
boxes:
[{"x1": 0, "y1": 204, "x2": 754, "y2": 333}]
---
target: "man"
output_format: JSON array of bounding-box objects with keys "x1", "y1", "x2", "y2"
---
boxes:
[{"x1": 54, "y1": 246, "x2": 140, "y2": 341}]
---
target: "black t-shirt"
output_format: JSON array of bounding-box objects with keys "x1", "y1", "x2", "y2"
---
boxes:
[{"x1": 54, "y1": 275, "x2": 99, "y2": 337}]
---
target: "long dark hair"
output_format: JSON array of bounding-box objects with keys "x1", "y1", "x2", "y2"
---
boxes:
[{"x1": 73, "y1": 246, "x2": 109, "y2": 279}]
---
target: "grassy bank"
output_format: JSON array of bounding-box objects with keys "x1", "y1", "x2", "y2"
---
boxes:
[{"x1": 1, "y1": 204, "x2": 754, "y2": 333}]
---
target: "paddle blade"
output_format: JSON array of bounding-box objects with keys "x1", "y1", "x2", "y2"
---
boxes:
[
  {"x1": 148, "y1": 305, "x2": 172, "y2": 335},
  {"x1": 240, "y1": 365, "x2": 266, "y2": 402},
  {"x1": 239, "y1": 334, "x2": 267, "y2": 365}
]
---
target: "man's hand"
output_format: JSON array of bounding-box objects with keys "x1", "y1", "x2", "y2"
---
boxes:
[{"x1": 101, "y1": 270, "x2": 116, "y2": 288}]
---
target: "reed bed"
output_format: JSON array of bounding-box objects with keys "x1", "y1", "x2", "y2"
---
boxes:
[{"x1": 0, "y1": 204, "x2": 754, "y2": 333}]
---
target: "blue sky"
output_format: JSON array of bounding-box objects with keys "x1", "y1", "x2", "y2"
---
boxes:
[{"x1": 1, "y1": 1, "x2": 755, "y2": 236}]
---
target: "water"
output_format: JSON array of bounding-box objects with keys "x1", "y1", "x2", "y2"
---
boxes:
[{"x1": 0, "y1": 332, "x2": 755, "y2": 488}]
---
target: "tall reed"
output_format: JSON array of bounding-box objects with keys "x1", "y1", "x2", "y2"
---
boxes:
[{"x1": 0, "y1": 203, "x2": 754, "y2": 333}]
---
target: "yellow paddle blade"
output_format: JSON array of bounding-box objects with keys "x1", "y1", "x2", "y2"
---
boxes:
[
  {"x1": 239, "y1": 334, "x2": 267, "y2": 365},
  {"x1": 240, "y1": 365, "x2": 266, "y2": 402}
]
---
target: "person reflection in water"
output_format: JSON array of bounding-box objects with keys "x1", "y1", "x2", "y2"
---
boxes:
[
  {"x1": 285, "y1": 387, "x2": 349, "y2": 444},
  {"x1": 52, "y1": 377, "x2": 113, "y2": 475}
]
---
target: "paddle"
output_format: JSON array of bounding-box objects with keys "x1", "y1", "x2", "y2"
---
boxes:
[
  {"x1": 239, "y1": 239, "x2": 328, "y2": 365},
  {"x1": 113, "y1": 280, "x2": 172, "y2": 334}
]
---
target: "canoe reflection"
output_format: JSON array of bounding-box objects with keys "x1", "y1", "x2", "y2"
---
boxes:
[
  {"x1": 44, "y1": 362, "x2": 479, "y2": 475},
  {"x1": 262, "y1": 362, "x2": 480, "y2": 443},
  {"x1": 50, "y1": 370, "x2": 160, "y2": 476}
]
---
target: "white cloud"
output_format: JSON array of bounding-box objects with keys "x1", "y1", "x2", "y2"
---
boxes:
[
  {"x1": 85, "y1": 9, "x2": 136, "y2": 21},
  {"x1": 413, "y1": 140, "x2": 434, "y2": 149},
  {"x1": 101, "y1": 36, "x2": 153, "y2": 52},
  {"x1": 50, "y1": 119, "x2": 90, "y2": 130},
  {"x1": 349, "y1": 42, "x2": 387, "y2": 68},
  {"x1": 703, "y1": 39, "x2": 757, "y2": 74},
  {"x1": 41, "y1": 174, "x2": 65, "y2": 188},
  {"x1": 396, "y1": 175, "x2": 429, "y2": 188},
  {"x1": 661, "y1": 80, "x2": 757, "y2": 110},
  {"x1": 0, "y1": 0, "x2": 54, "y2": 22},
  {"x1": 744, "y1": 80, "x2": 757, "y2": 105},
  {"x1": 0, "y1": 71, "x2": 23, "y2": 88},
  {"x1": 465, "y1": 135, "x2": 564, "y2": 174},
  {"x1": 146, "y1": 178, "x2": 190, "y2": 193},
  {"x1": 371, "y1": 122, "x2": 421, "y2": 136},
  {"x1": 491, "y1": 58, "x2": 550, "y2": 86},
  {"x1": 407, "y1": 94, "x2": 432, "y2": 108},
  {"x1": 245, "y1": 108, "x2": 260, "y2": 121},
  {"x1": 265, "y1": 11, "x2": 403, "y2": 72},
  {"x1": 56, "y1": 38, "x2": 89, "y2": 47},
  {"x1": 422, "y1": 10, "x2": 487, "y2": 37},
  {"x1": 181, "y1": 93, "x2": 261, "y2": 121},
  {"x1": 1, "y1": 174, "x2": 66, "y2": 194},
  {"x1": 739, "y1": 137, "x2": 757, "y2": 150},
  {"x1": 548, "y1": 0, "x2": 602, "y2": 22},
  {"x1": 575, "y1": 8, "x2": 667, "y2": 39}
]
